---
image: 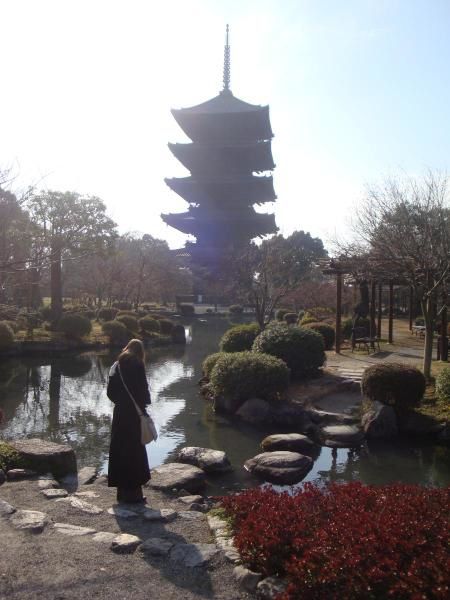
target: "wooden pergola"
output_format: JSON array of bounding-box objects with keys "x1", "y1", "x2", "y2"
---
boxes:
[{"x1": 321, "y1": 257, "x2": 448, "y2": 359}]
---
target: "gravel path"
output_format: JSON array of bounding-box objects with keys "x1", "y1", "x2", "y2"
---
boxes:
[{"x1": 0, "y1": 477, "x2": 249, "y2": 600}]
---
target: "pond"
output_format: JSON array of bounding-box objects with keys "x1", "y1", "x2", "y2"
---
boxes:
[{"x1": 1, "y1": 317, "x2": 449, "y2": 493}]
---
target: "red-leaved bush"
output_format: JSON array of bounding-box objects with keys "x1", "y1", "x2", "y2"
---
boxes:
[{"x1": 220, "y1": 482, "x2": 450, "y2": 599}]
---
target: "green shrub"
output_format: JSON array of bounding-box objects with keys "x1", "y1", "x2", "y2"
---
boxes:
[
  {"x1": 101, "y1": 320, "x2": 130, "y2": 344},
  {"x1": 78, "y1": 308, "x2": 96, "y2": 320},
  {"x1": 116, "y1": 314, "x2": 139, "y2": 332},
  {"x1": 253, "y1": 323, "x2": 325, "y2": 379},
  {"x1": 209, "y1": 351, "x2": 290, "y2": 406},
  {"x1": 97, "y1": 307, "x2": 119, "y2": 321},
  {"x1": 361, "y1": 364, "x2": 426, "y2": 409},
  {"x1": 202, "y1": 352, "x2": 227, "y2": 378},
  {"x1": 276, "y1": 308, "x2": 289, "y2": 321},
  {"x1": 40, "y1": 305, "x2": 53, "y2": 321},
  {"x1": 139, "y1": 316, "x2": 160, "y2": 333},
  {"x1": 0, "y1": 304, "x2": 19, "y2": 321},
  {"x1": 179, "y1": 303, "x2": 195, "y2": 316},
  {"x1": 0, "y1": 441, "x2": 26, "y2": 471},
  {"x1": 158, "y1": 319, "x2": 174, "y2": 335},
  {"x1": 303, "y1": 322, "x2": 335, "y2": 350},
  {"x1": 57, "y1": 313, "x2": 92, "y2": 339},
  {"x1": 284, "y1": 312, "x2": 298, "y2": 325},
  {"x1": 436, "y1": 367, "x2": 450, "y2": 403},
  {"x1": 0, "y1": 321, "x2": 15, "y2": 350},
  {"x1": 229, "y1": 304, "x2": 244, "y2": 315},
  {"x1": 3, "y1": 319, "x2": 19, "y2": 333},
  {"x1": 341, "y1": 316, "x2": 371, "y2": 339},
  {"x1": 219, "y1": 323, "x2": 261, "y2": 353},
  {"x1": 299, "y1": 315, "x2": 318, "y2": 326}
]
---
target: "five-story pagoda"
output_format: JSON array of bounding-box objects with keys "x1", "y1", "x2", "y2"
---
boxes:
[{"x1": 162, "y1": 26, "x2": 277, "y2": 269}]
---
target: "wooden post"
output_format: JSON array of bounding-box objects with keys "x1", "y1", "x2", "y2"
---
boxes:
[
  {"x1": 335, "y1": 272, "x2": 342, "y2": 354},
  {"x1": 388, "y1": 280, "x2": 394, "y2": 344},
  {"x1": 440, "y1": 292, "x2": 448, "y2": 361},
  {"x1": 408, "y1": 286, "x2": 414, "y2": 331},
  {"x1": 377, "y1": 283, "x2": 382, "y2": 338},
  {"x1": 370, "y1": 280, "x2": 376, "y2": 338}
]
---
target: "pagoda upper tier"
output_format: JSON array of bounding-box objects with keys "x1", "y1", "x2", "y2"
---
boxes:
[{"x1": 172, "y1": 89, "x2": 273, "y2": 143}]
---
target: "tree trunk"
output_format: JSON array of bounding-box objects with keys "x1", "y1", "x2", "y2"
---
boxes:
[
  {"x1": 50, "y1": 238, "x2": 63, "y2": 322},
  {"x1": 422, "y1": 296, "x2": 434, "y2": 380}
]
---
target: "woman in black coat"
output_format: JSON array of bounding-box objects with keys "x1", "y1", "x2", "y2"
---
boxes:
[{"x1": 107, "y1": 339, "x2": 151, "y2": 503}]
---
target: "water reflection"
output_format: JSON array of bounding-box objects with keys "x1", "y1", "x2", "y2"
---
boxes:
[{"x1": 1, "y1": 317, "x2": 449, "y2": 491}]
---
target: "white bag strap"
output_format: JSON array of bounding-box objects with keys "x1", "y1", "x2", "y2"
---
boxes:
[{"x1": 117, "y1": 362, "x2": 144, "y2": 418}]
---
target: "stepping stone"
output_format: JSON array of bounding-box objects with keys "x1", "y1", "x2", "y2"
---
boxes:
[
  {"x1": 92, "y1": 532, "x2": 116, "y2": 544},
  {"x1": 234, "y1": 566, "x2": 263, "y2": 592},
  {"x1": 261, "y1": 433, "x2": 316, "y2": 453},
  {"x1": 42, "y1": 488, "x2": 68, "y2": 499},
  {"x1": 57, "y1": 496, "x2": 103, "y2": 514},
  {"x1": 54, "y1": 523, "x2": 96, "y2": 536},
  {"x1": 170, "y1": 543, "x2": 218, "y2": 568},
  {"x1": 142, "y1": 508, "x2": 177, "y2": 523},
  {"x1": 74, "y1": 491, "x2": 99, "y2": 498},
  {"x1": 178, "y1": 511, "x2": 205, "y2": 520},
  {"x1": 178, "y1": 495, "x2": 204, "y2": 505},
  {"x1": 38, "y1": 474, "x2": 59, "y2": 490},
  {"x1": 150, "y1": 463, "x2": 206, "y2": 493},
  {"x1": 244, "y1": 451, "x2": 313, "y2": 485},
  {"x1": 207, "y1": 515, "x2": 228, "y2": 531},
  {"x1": 6, "y1": 468, "x2": 37, "y2": 480},
  {"x1": 111, "y1": 533, "x2": 141, "y2": 554},
  {"x1": 320, "y1": 424, "x2": 365, "y2": 448},
  {"x1": 8, "y1": 439, "x2": 76, "y2": 478},
  {"x1": 107, "y1": 506, "x2": 139, "y2": 519},
  {"x1": 10, "y1": 509, "x2": 48, "y2": 532},
  {"x1": 176, "y1": 447, "x2": 232, "y2": 473},
  {"x1": 224, "y1": 548, "x2": 241, "y2": 564},
  {"x1": 77, "y1": 467, "x2": 97, "y2": 485},
  {"x1": 0, "y1": 498, "x2": 16, "y2": 516},
  {"x1": 140, "y1": 537, "x2": 175, "y2": 556}
]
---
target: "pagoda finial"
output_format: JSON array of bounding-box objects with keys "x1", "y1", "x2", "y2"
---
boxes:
[{"x1": 222, "y1": 24, "x2": 231, "y2": 92}]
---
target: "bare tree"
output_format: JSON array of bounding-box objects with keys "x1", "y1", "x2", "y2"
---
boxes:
[{"x1": 351, "y1": 171, "x2": 450, "y2": 378}]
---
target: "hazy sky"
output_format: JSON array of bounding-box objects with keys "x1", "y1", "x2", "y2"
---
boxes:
[{"x1": 2, "y1": 0, "x2": 450, "y2": 250}]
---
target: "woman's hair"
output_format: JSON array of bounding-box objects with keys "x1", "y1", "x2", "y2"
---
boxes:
[{"x1": 118, "y1": 338, "x2": 145, "y2": 363}]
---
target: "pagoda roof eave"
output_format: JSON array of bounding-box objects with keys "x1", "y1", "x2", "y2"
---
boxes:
[{"x1": 172, "y1": 90, "x2": 267, "y2": 115}]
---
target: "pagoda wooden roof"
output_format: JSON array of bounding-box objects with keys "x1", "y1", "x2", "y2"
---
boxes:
[
  {"x1": 168, "y1": 141, "x2": 275, "y2": 175},
  {"x1": 164, "y1": 175, "x2": 276, "y2": 205},
  {"x1": 173, "y1": 89, "x2": 267, "y2": 115}
]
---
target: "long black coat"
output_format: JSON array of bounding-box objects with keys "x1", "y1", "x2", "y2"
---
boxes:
[{"x1": 107, "y1": 355, "x2": 151, "y2": 488}]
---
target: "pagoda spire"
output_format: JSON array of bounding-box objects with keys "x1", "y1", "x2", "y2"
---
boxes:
[{"x1": 222, "y1": 24, "x2": 231, "y2": 92}]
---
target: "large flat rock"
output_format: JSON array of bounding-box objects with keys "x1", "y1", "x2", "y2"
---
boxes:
[
  {"x1": 261, "y1": 433, "x2": 316, "y2": 453},
  {"x1": 170, "y1": 543, "x2": 218, "y2": 568},
  {"x1": 9, "y1": 439, "x2": 76, "y2": 478},
  {"x1": 320, "y1": 424, "x2": 364, "y2": 448},
  {"x1": 176, "y1": 447, "x2": 232, "y2": 473},
  {"x1": 244, "y1": 451, "x2": 312, "y2": 485},
  {"x1": 149, "y1": 463, "x2": 206, "y2": 493},
  {"x1": 10, "y1": 509, "x2": 49, "y2": 533}
]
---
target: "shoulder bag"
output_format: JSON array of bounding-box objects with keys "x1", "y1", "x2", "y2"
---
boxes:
[{"x1": 117, "y1": 362, "x2": 158, "y2": 445}]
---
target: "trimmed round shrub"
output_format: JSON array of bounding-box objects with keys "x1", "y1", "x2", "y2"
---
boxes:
[
  {"x1": 139, "y1": 316, "x2": 160, "y2": 333},
  {"x1": 303, "y1": 322, "x2": 336, "y2": 350},
  {"x1": 179, "y1": 303, "x2": 195, "y2": 317},
  {"x1": 219, "y1": 323, "x2": 261, "y2": 353},
  {"x1": 252, "y1": 323, "x2": 325, "y2": 379},
  {"x1": 97, "y1": 307, "x2": 118, "y2": 321},
  {"x1": 299, "y1": 315, "x2": 318, "y2": 326},
  {"x1": 342, "y1": 316, "x2": 371, "y2": 339},
  {"x1": 158, "y1": 319, "x2": 174, "y2": 335},
  {"x1": 202, "y1": 352, "x2": 227, "y2": 378},
  {"x1": 361, "y1": 363, "x2": 426, "y2": 409},
  {"x1": 436, "y1": 366, "x2": 450, "y2": 403},
  {"x1": 116, "y1": 314, "x2": 138, "y2": 332},
  {"x1": 284, "y1": 312, "x2": 298, "y2": 325},
  {"x1": 229, "y1": 304, "x2": 244, "y2": 315},
  {"x1": 101, "y1": 320, "x2": 130, "y2": 343},
  {"x1": 57, "y1": 313, "x2": 92, "y2": 339},
  {"x1": 0, "y1": 321, "x2": 15, "y2": 350},
  {"x1": 209, "y1": 351, "x2": 290, "y2": 405}
]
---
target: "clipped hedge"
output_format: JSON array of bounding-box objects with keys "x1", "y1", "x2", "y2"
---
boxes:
[
  {"x1": 252, "y1": 324, "x2": 325, "y2": 379},
  {"x1": 209, "y1": 351, "x2": 290, "y2": 406},
  {"x1": 219, "y1": 323, "x2": 260, "y2": 353},
  {"x1": 303, "y1": 322, "x2": 335, "y2": 350},
  {"x1": 361, "y1": 363, "x2": 426, "y2": 409},
  {"x1": 299, "y1": 315, "x2": 318, "y2": 326},
  {"x1": 139, "y1": 316, "x2": 160, "y2": 333},
  {"x1": 97, "y1": 307, "x2": 119, "y2": 321},
  {"x1": 0, "y1": 321, "x2": 15, "y2": 350},
  {"x1": 436, "y1": 366, "x2": 450, "y2": 403},
  {"x1": 229, "y1": 304, "x2": 244, "y2": 315},
  {"x1": 101, "y1": 320, "x2": 130, "y2": 344},
  {"x1": 116, "y1": 314, "x2": 139, "y2": 332},
  {"x1": 202, "y1": 352, "x2": 227, "y2": 378},
  {"x1": 58, "y1": 313, "x2": 92, "y2": 339}
]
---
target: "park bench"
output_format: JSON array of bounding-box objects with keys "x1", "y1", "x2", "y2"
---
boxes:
[{"x1": 351, "y1": 326, "x2": 380, "y2": 354}]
